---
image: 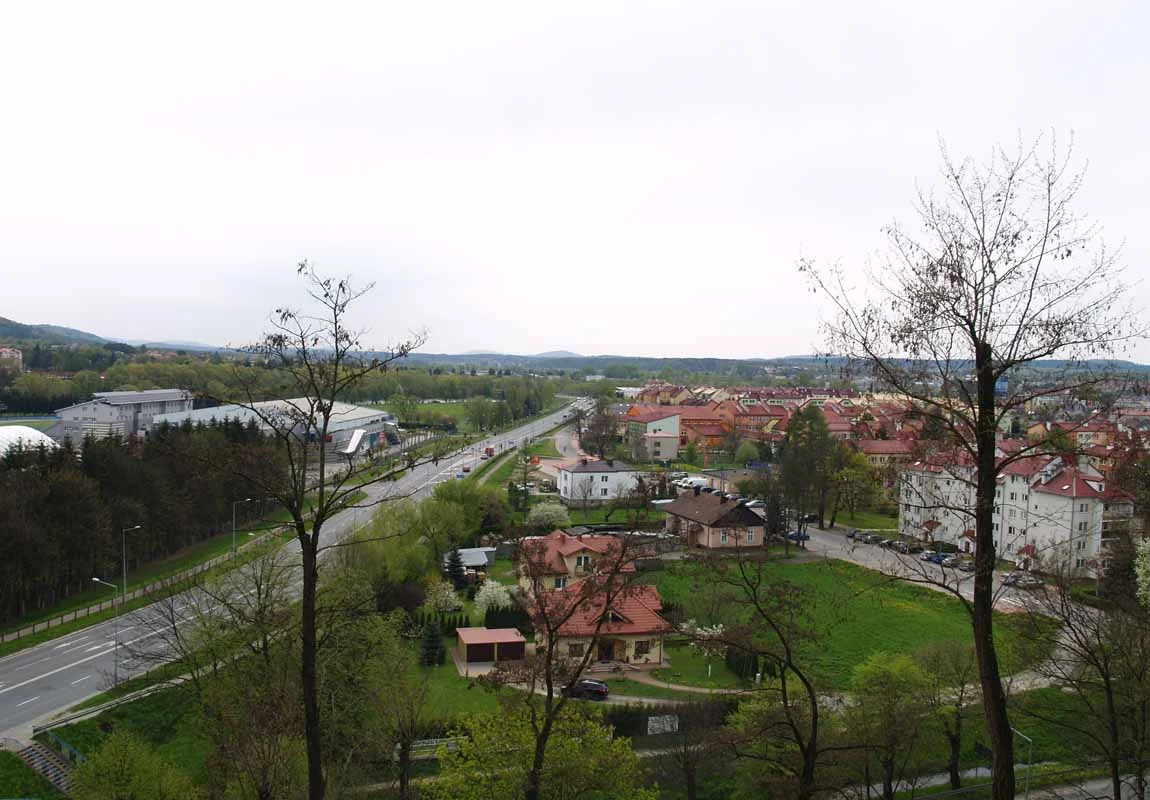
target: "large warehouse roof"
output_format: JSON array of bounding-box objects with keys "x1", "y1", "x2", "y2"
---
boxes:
[
  {"x1": 151, "y1": 398, "x2": 395, "y2": 434},
  {"x1": 0, "y1": 426, "x2": 58, "y2": 458}
]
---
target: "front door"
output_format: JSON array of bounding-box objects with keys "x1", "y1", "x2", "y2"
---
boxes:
[{"x1": 598, "y1": 640, "x2": 615, "y2": 661}]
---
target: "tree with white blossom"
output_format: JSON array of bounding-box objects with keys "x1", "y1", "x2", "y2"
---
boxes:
[
  {"x1": 684, "y1": 619, "x2": 725, "y2": 679},
  {"x1": 474, "y1": 579, "x2": 512, "y2": 617}
]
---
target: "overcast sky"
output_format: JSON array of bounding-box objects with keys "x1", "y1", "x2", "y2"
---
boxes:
[{"x1": 2, "y1": 1, "x2": 1148, "y2": 360}]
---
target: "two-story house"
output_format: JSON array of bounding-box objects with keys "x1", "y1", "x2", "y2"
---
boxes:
[
  {"x1": 624, "y1": 408, "x2": 681, "y2": 462},
  {"x1": 663, "y1": 489, "x2": 766, "y2": 549},
  {"x1": 556, "y1": 459, "x2": 640, "y2": 506}
]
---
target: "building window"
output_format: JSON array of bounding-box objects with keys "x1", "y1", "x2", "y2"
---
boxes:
[
  {"x1": 554, "y1": 577, "x2": 567, "y2": 589},
  {"x1": 601, "y1": 475, "x2": 608, "y2": 482},
  {"x1": 720, "y1": 530, "x2": 729, "y2": 544},
  {"x1": 1009, "y1": 492, "x2": 1016, "y2": 501},
  {"x1": 1078, "y1": 503, "x2": 1088, "y2": 513},
  {"x1": 1076, "y1": 540, "x2": 1085, "y2": 550},
  {"x1": 576, "y1": 555, "x2": 591, "y2": 571},
  {"x1": 601, "y1": 488, "x2": 608, "y2": 497},
  {"x1": 634, "y1": 640, "x2": 651, "y2": 657},
  {"x1": 1076, "y1": 558, "x2": 1085, "y2": 569},
  {"x1": 1078, "y1": 521, "x2": 1087, "y2": 532},
  {"x1": 746, "y1": 530, "x2": 755, "y2": 544},
  {"x1": 568, "y1": 643, "x2": 584, "y2": 657},
  {"x1": 1007, "y1": 543, "x2": 1014, "y2": 553},
  {"x1": 1008, "y1": 526, "x2": 1016, "y2": 536}
]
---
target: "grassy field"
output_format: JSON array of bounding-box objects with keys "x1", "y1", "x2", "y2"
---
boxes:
[
  {"x1": 46, "y1": 681, "x2": 213, "y2": 784},
  {"x1": 0, "y1": 751, "x2": 64, "y2": 798},
  {"x1": 526, "y1": 436, "x2": 562, "y2": 459},
  {"x1": 647, "y1": 559, "x2": 1046, "y2": 690},
  {"x1": 836, "y1": 509, "x2": 900, "y2": 530},
  {"x1": 0, "y1": 417, "x2": 55, "y2": 431},
  {"x1": 651, "y1": 642, "x2": 744, "y2": 690}
]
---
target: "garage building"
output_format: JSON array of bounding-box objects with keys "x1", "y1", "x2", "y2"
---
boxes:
[{"x1": 456, "y1": 627, "x2": 526, "y2": 665}]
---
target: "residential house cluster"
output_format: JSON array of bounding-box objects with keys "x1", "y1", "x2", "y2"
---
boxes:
[{"x1": 0, "y1": 347, "x2": 22, "y2": 372}]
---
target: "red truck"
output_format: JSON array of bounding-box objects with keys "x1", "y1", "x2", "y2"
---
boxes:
[{"x1": 484, "y1": 446, "x2": 495, "y2": 458}]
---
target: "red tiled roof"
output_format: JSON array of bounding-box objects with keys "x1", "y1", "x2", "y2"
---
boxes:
[
  {"x1": 1032, "y1": 467, "x2": 1132, "y2": 500},
  {"x1": 457, "y1": 627, "x2": 526, "y2": 645},
  {"x1": 519, "y1": 530, "x2": 634, "y2": 576},
  {"x1": 629, "y1": 407, "x2": 680, "y2": 423},
  {"x1": 857, "y1": 439, "x2": 915, "y2": 455},
  {"x1": 549, "y1": 585, "x2": 670, "y2": 637},
  {"x1": 685, "y1": 423, "x2": 727, "y2": 437}
]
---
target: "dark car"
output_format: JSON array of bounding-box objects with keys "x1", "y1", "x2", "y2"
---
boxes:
[
  {"x1": 957, "y1": 560, "x2": 976, "y2": 573},
  {"x1": 941, "y1": 555, "x2": 963, "y2": 569},
  {"x1": 787, "y1": 530, "x2": 811, "y2": 542},
  {"x1": 563, "y1": 678, "x2": 610, "y2": 700},
  {"x1": 925, "y1": 552, "x2": 949, "y2": 565},
  {"x1": 845, "y1": 529, "x2": 861, "y2": 540},
  {"x1": 905, "y1": 543, "x2": 924, "y2": 554},
  {"x1": 863, "y1": 534, "x2": 885, "y2": 544},
  {"x1": 801, "y1": 513, "x2": 819, "y2": 523},
  {"x1": 1002, "y1": 571, "x2": 1042, "y2": 589}
]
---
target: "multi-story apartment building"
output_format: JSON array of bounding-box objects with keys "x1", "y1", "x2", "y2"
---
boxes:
[{"x1": 899, "y1": 452, "x2": 1135, "y2": 575}]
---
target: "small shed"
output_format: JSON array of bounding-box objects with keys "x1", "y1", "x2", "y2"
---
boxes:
[{"x1": 456, "y1": 627, "x2": 526, "y2": 664}]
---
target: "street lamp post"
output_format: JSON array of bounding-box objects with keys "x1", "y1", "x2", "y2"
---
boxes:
[
  {"x1": 121, "y1": 525, "x2": 142, "y2": 600},
  {"x1": 92, "y1": 577, "x2": 119, "y2": 687},
  {"x1": 1013, "y1": 727, "x2": 1034, "y2": 799},
  {"x1": 232, "y1": 498, "x2": 252, "y2": 558}
]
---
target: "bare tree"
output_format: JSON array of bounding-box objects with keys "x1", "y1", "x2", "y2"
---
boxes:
[
  {"x1": 231, "y1": 263, "x2": 436, "y2": 800},
  {"x1": 915, "y1": 640, "x2": 980, "y2": 791},
  {"x1": 1018, "y1": 562, "x2": 1150, "y2": 800},
  {"x1": 801, "y1": 138, "x2": 1143, "y2": 799}
]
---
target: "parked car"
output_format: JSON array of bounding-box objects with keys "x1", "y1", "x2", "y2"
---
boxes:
[
  {"x1": 462, "y1": 464, "x2": 472, "y2": 473},
  {"x1": 920, "y1": 550, "x2": 938, "y2": 561},
  {"x1": 1002, "y1": 571, "x2": 1042, "y2": 589},
  {"x1": 863, "y1": 534, "x2": 886, "y2": 544},
  {"x1": 745, "y1": 499, "x2": 766, "y2": 508},
  {"x1": 892, "y1": 541, "x2": 911, "y2": 554},
  {"x1": 845, "y1": 529, "x2": 860, "y2": 540},
  {"x1": 941, "y1": 555, "x2": 963, "y2": 569},
  {"x1": 787, "y1": 530, "x2": 811, "y2": 542},
  {"x1": 801, "y1": 513, "x2": 819, "y2": 523},
  {"x1": 925, "y1": 552, "x2": 949, "y2": 565},
  {"x1": 562, "y1": 678, "x2": 610, "y2": 700},
  {"x1": 879, "y1": 539, "x2": 896, "y2": 549},
  {"x1": 670, "y1": 472, "x2": 689, "y2": 480},
  {"x1": 957, "y1": 560, "x2": 976, "y2": 573}
]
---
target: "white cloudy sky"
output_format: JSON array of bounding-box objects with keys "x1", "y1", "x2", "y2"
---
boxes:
[{"x1": 2, "y1": 1, "x2": 1148, "y2": 359}]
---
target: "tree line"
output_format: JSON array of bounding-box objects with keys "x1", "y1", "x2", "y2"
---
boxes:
[{"x1": 0, "y1": 420, "x2": 281, "y2": 625}]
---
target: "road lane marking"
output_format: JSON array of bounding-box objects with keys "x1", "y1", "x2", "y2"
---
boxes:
[
  {"x1": 84, "y1": 643, "x2": 113, "y2": 653},
  {"x1": 16, "y1": 696, "x2": 39, "y2": 706},
  {"x1": 54, "y1": 635, "x2": 90, "y2": 649},
  {"x1": 0, "y1": 625, "x2": 164, "y2": 698},
  {"x1": 71, "y1": 675, "x2": 91, "y2": 685}
]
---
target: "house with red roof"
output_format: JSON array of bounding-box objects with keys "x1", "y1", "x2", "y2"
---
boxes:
[
  {"x1": 516, "y1": 529, "x2": 636, "y2": 592},
  {"x1": 624, "y1": 407, "x2": 680, "y2": 461},
  {"x1": 663, "y1": 490, "x2": 766, "y2": 549},
  {"x1": 534, "y1": 584, "x2": 671, "y2": 666}
]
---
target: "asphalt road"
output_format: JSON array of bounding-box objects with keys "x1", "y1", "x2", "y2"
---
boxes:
[
  {"x1": 0, "y1": 399, "x2": 591, "y2": 737},
  {"x1": 802, "y1": 525, "x2": 1034, "y2": 612}
]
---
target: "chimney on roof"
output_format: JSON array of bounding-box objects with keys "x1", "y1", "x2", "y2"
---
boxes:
[{"x1": 693, "y1": 485, "x2": 700, "y2": 496}]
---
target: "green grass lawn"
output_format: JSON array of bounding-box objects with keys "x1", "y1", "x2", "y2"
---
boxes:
[
  {"x1": 647, "y1": 559, "x2": 1047, "y2": 690},
  {"x1": 526, "y1": 437, "x2": 562, "y2": 459},
  {"x1": 0, "y1": 750, "x2": 64, "y2": 798},
  {"x1": 599, "y1": 677, "x2": 700, "y2": 701},
  {"x1": 0, "y1": 417, "x2": 56, "y2": 431},
  {"x1": 45, "y1": 681, "x2": 213, "y2": 784},
  {"x1": 422, "y1": 660, "x2": 503, "y2": 717},
  {"x1": 570, "y1": 504, "x2": 667, "y2": 525},
  {"x1": 650, "y1": 642, "x2": 744, "y2": 690},
  {"x1": 836, "y1": 509, "x2": 899, "y2": 530},
  {"x1": 487, "y1": 556, "x2": 518, "y2": 586}
]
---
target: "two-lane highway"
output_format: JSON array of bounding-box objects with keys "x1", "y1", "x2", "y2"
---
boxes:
[{"x1": 0, "y1": 399, "x2": 591, "y2": 736}]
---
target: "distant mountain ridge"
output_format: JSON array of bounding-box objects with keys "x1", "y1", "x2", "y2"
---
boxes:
[{"x1": 0, "y1": 316, "x2": 110, "y2": 345}]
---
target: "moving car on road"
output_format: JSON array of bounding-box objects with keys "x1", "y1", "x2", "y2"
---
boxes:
[
  {"x1": 1002, "y1": 571, "x2": 1042, "y2": 589},
  {"x1": 787, "y1": 530, "x2": 811, "y2": 542}
]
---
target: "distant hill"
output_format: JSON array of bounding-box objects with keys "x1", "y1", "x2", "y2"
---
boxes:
[
  {"x1": 0, "y1": 317, "x2": 110, "y2": 345},
  {"x1": 534, "y1": 350, "x2": 582, "y2": 358}
]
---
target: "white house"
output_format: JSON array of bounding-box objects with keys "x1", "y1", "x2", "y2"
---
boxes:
[
  {"x1": 557, "y1": 459, "x2": 641, "y2": 506},
  {"x1": 57, "y1": 389, "x2": 195, "y2": 440},
  {"x1": 898, "y1": 452, "x2": 1135, "y2": 575},
  {"x1": 625, "y1": 408, "x2": 681, "y2": 462}
]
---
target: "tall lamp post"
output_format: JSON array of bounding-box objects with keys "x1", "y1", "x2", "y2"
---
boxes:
[
  {"x1": 232, "y1": 498, "x2": 253, "y2": 558},
  {"x1": 121, "y1": 525, "x2": 142, "y2": 600},
  {"x1": 92, "y1": 577, "x2": 119, "y2": 687}
]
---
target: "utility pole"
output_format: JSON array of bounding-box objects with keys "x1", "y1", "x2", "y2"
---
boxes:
[{"x1": 232, "y1": 497, "x2": 253, "y2": 558}]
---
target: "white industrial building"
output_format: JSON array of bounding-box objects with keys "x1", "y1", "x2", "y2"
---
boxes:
[
  {"x1": 56, "y1": 389, "x2": 195, "y2": 440},
  {"x1": 557, "y1": 458, "x2": 641, "y2": 505},
  {"x1": 898, "y1": 452, "x2": 1135, "y2": 575},
  {"x1": 151, "y1": 398, "x2": 398, "y2": 457},
  {"x1": 0, "y1": 425, "x2": 58, "y2": 458}
]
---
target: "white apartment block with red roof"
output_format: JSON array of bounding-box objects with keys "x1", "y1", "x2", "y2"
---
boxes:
[{"x1": 898, "y1": 453, "x2": 1135, "y2": 575}]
